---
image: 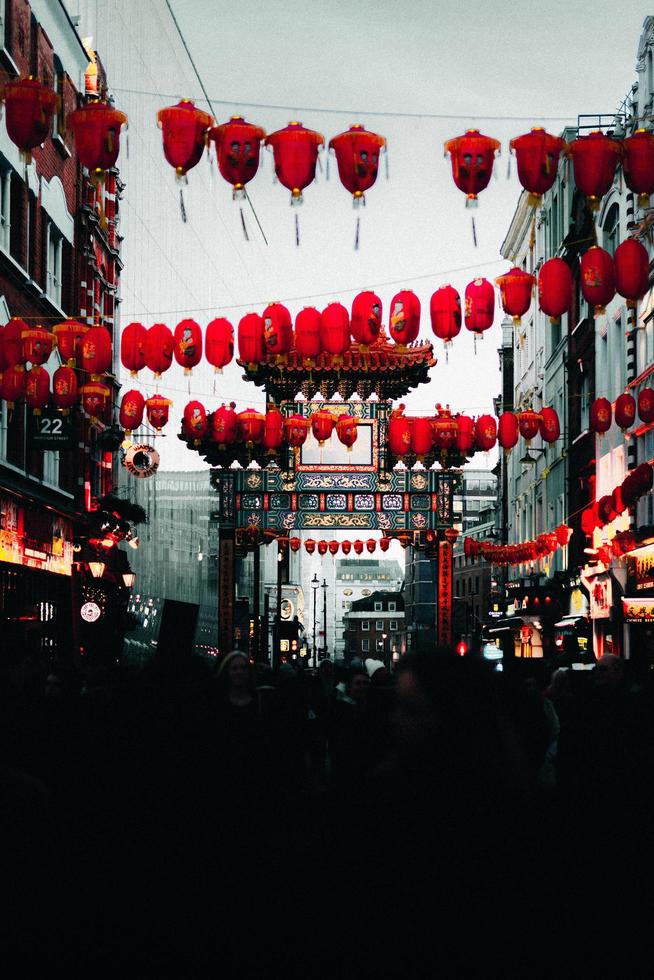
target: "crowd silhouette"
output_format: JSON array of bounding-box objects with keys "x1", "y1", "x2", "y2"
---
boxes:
[{"x1": 2, "y1": 641, "x2": 654, "y2": 976}]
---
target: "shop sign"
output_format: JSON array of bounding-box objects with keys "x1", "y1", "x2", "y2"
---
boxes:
[
  {"x1": 29, "y1": 409, "x2": 74, "y2": 448},
  {"x1": 437, "y1": 540, "x2": 453, "y2": 646},
  {"x1": 514, "y1": 623, "x2": 543, "y2": 659},
  {"x1": 628, "y1": 545, "x2": 654, "y2": 592},
  {"x1": 570, "y1": 587, "x2": 589, "y2": 617},
  {"x1": 590, "y1": 575, "x2": 612, "y2": 619},
  {"x1": 123, "y1": 444, "x2": 160, "y2": 479},
  {"x1": 622, "y1": 598, "x2": 654, "y2": 623},
  {"x1": 80, "y1": 601, "x2": 102, "y2": 623}
]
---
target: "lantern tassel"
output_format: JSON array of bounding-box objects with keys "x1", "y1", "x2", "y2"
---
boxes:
[
  {"x1": 506, "y1": 152, "x2": 511, "y2": 179},
  {"x1": 471, "y1": 216, "x2": 478, "y2": 248},
  {"x1": 354, "y1": 214, "x2": 360, "y2": 251},
  {"x1": 240, "y1": 206, "x2": 250, "y2": 242},
  {"x1": 295, "y1": 211, "x2": 300, "y2": 248},
  {"x1": 325, "y1": 150, "x2": 330, "y2": 181},
  {"x1": 179, "y1": 187, "x2": 187, "y2": 223}
]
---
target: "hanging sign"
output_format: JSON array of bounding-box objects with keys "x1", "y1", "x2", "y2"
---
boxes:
[
  {"x1": 29, "y1": 408, "x2": 74, "y2": 447},
  {"x1": 123, "y1": 444, "x2": 160, "y2": 479},
  {"x1": 437, "y1": 540, "x2": 453, "y2": 646},
  {"x1": 589, "y1": 574, "x2": 612, "y2": 619},
  {"x1": 622, "y1": 598, "x2": 654, "y2": 622}
]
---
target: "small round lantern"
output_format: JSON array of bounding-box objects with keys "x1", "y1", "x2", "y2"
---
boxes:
[
  {"x1": 305, "y1": 539, "x2": 316, "y2": 555},
  {"x1": 498, "y1": 412, "x2": 519, "y2": 452},
  {"x1": 173, "y1": 318, "x2": 203, "y2": 375},
  {"x1": 379, "y1": 537, "x2": 391, "y2": 552},
  {"x1": 389, "y1": 290, "x2": 420, "y2": 348},
  {"x1": 388, "y1": 404, "x2": 412, "y2": 457},
  {"x1": 119, "y1": 389, "x2": 145, "y2": 435},
  {"x1": 54, "y1": 320, "x2": 88, "y2": 367},
  {"x1": 145, "y1": 394, "x2": 172, "y2": 431},
  {"x1": 1, "y1": 318, "x2": 28, "y2": 367},
  {"x1": 22, "y1": 325, "x2": 53, "y2": 366},
  {"x1": 432, "y1": 407, "x2": 458, "y2": 450},
  {"x1": 353, "y1": 539, "x2": 364, "y2": 555},
  {"x1": 205, "y1": 318, "x2": 234, "y2": 373},
  {"x1": 209, "y1": 115, "x2": 266, "y2": 198},
  {"x1": 144, "y1": 323, "x2": 174, "y2": 378},
  {"x1": 328, "y1": 541, "x2": 340, "y2": 556},
  {"x1": 263, "y1": 406, "x2": 284, "y2": 454},
  {"x1": 555, "y1": 525, "x2": 573, "y2": 547},
  {"x1": 329, "y1": 124, "x2": 385, "y2": 206},
  {"x1": 182, "y1": 400, "x2": 208, "y2": 445},
  {"x1": 320, "y1": 303, "x2": 351, "y2": 365},
  {"x1": 25, "y1": 366, "x2": 50, "y2": 414},
  {"x1": 509, "y1": 127, "x2": 566, "y2": 207},
  {"x1": 495, "y1": 267, "x2": 535, "y2": 325},
  {"x1": 341, "y1": 540, "x2": 352, "y2": 555},
  {"x1": 580, "y1": 246, "x2": 615, "y2": 315},
  {"x1": 52, "y1": 366, "x2": 78, "y2": 414},
  {"x1": 284, "y1": 413, "x2": 310, "y2": 448},
  {"x1": 366, "y1": 539, "x2": 376, "y2": 554},
  {"x1": 590, "y1": 397, "x2": 612, "y2": 434},
  {"x1": 456, "y1": 414, "x2": 475, "y2": 455},
  {"x1": 410, "y1": 417, "x2": 433, "y2": 459},
  {"x1": 336, "y1": 414, "x2": 358, "y2": 451},
  {"x1": 157, "y1": 99, "x2": 212, "y2": 180},
  {"x1": 475, "y1": 414, "x2": 497, "y2": 452},
  {"x1": 238, "y1": 408, "x2": 265, "y2": 447},
  {"x1": 430, "y1": 285, "x2": 461, "y2": 350},
  {"x1": 69, "y1": 99, "x2": 127, "y2": 185},
  {"x1": 121, "y1": 322, "x2": 148, "y2": 376},
  {"x1": 622, "y1": 129, "x2": 654, "y2": 208},
  {"x1": 444, "y1": 128, "x2": 500, "y2": 206},
  {"x1": 615, "y1": 392, "x2": 636, "y2": 431},
  {"x1": 263, "y1": 303, "x2": 293, "y2": 363},
  {"x1": 464, "y1": 278, "x2": 494, "y2": 342},
  {"x1": 265, "y1": 121, "x2": 324, "y2": 205},
  {"x1": 238, "y1": 313, "x2": 266, "y2": 370},
  {"x1": 518, "y1": 409, "x2": 541, "y2": 444},
  {"x1": 211, "y1": 402, "x2": 238, "y2": 448},
  {"x1": 614, "y1": 238, "x2": 649, "y2": 308},
  {"x1": 311, "y1": 409, "x2": 336, "y2": 446},
  {"x1": 539, "y1": 406, "x2": 561, "y2": 443},
  {"x1": 638, "y1": 387, "x2": 654, "y2": 424},
  {"x1": 318, "y1": 540, "x2": 328, "y2": 556},
  {"x1": 294, "y1": 307, "x2": 322, "y2": 366},
  {"x1": 289, "y1": 537, "x2": 301, "y2": 553},
  {"x1": 0, "y1": 78, "x2": 58, "y2": 163},
  {"x1": 566, "y1": 130, "x2": 621, "y2": 211},
  {"x1": 80, "y1": 382, "x2": 111, "y2": 424},
  {"x1": 80, "y1": 325, "x2": 112, "y2": 380},
  {"x1": 351, "y1": 291, "x2": 382, "y2": 349},
  {"x1": 538, "y1": 257, "x2": 573, "y2": 323}
]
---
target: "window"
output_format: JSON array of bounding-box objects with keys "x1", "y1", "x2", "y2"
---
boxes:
[
  {"x1": 362, "y1": 620, "x2": 369, "y2": 631},
  {"x1": 361, "y1": 639, "x2": 369, "y2": 653},
  {"x1": 374, "y1": 601, "x2": 382, "y2": 611},
  {"x1": 0, "y1": 162, "x2": 10, "y2": 253},
  {"x1": 376, "y1": 620, "x2": 383, "y2": 630},
  {"x1": 602, "y1": 202, "x2": 620, "y2": 257},
  {"x1": 390, "y1": 620, "x2": 398, "y2": 631},
  {"x1": 388, "y1": 601, "x2": 396, "y2": 612},
  {"x1": 46, "y1": 221, "x2": 63, "y2": 306}
]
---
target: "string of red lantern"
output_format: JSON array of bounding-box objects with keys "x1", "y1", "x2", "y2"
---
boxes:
[{"x1": 465, "y1": 525, "x2": 571, "y2": 566}]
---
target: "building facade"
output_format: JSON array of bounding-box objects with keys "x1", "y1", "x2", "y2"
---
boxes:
[
  {"x1": 343, "y1": 589, "x2": 405, "y2": 667},
  {"x1": 333, "y1": 557, "x2": 404, "y2": 662}
]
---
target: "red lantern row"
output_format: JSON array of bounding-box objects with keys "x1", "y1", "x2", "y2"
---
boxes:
[
  {"x1": 0, "y1": 318, "x2": 113, "y2": 380},
  {"x1": 298, "y1": 537, "x2": 391, "y2": 556},
  {"x1": 585, "y1": 463, "x2": 654, "y2": 532},
  {"x1": 465, "y1": 526, "x2": 570, "y2": 566},
  {"x1": 589, "y1": 391, "x2": 648, "y2": 434}
]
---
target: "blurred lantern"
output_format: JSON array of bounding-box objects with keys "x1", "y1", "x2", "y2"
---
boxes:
[
  {"x1": 284, "y1": 413, "x2": 310, "y2": 448},
  {"x1": 311, "y1": 408, "x2": 336, "y2": 445},
  {"x1": 156, "y1": 99, "x2": 212, "y2": 180},
  {"x1": 263, "y1": 406, "x2": 284, "y2": 454},
  {"x1": 456, "y1": 414, "x2": 476, "y2": 455},
  {"x1": 444, "y1": 528, "x2": 459, "y2": 546},
  {"x1": 410, "y1": 416, "x2": 433, "y2": 459},
  {"x1": 432, "y1": 406, "x2": 458, "y2": 450},
  {"x1": 22, "y1": 325, "x2": 53, "y2": 366},
  {"x1": 622, "y1": 129, "x2": 654, "y2": 208},
  {"x1": 238, "y1": 313, "x2": 266, "y2": 370},
  {"x1": 538, "y1": 257, "x2": 573, "y2": 322},
  {"x1": 638, "y1": 387, "x2": 654, "y2": 424},
  {"x1": 621, "y1": 473, "x2": 640, "y2": 509},
  {"x1": 539, "y1": 406, "x2": 561, "y2": 443},
  {"x1": 615, "y1": 392, "x2": 636, "y2": 431},
  {"x1": 120, "y1": 322, "x2": 147, "y2": 376},
  {"x1": 328, "y1": 541, "x2": 340, "y2": 556},
  {"x1": 52, "y1": 366, "x2": 78, "y2": 414},
  {"x1": 263, "y1": 303, "x2": 293, "y2": 363},
  {"x1": 25, "y1": 366, "x2": 49, "y2": 414},
  {"x1": 289, "y1": 537, "x2": 301, "y2": 552},
  {"x1": 635, "y1": 462, "x2": 654, "y2": 493},
  {"x1": 388, "y1": 404, "x2": 412, "y2": 457},
  {"x1": 294, "y1": 307, "x2": 322, "y2": 366},
  {"x1": 509, "y1": 127, "x2": 566, "y2": 207},
  {"x1": 144, "y1": 323, "x2": 174, "y2": 378},
  {"x1": 613, "y1": 529, "x2": 637, "y2": 555},
  {"x1": 54, "y1": 320, "x2": 88, "y2": 367},
  {"x1": 614, "y1": 238, "x2": 649, "y2": 308},
  {"x1": 119, "y1": 389, "x2": 145, "y2": 435},
  {"x1": 351, "y1": 291, "x2": 382, "y2": 349},
  {"x1": 366, "y1": 538, "x2": 376, "y2": 554},
  {"x1": 597, "y1": 494, "x2": 617, "y2": 526},
  {"x1": 305, "y1": 538, "x2": 316, "y2": 554},
  {"x1": 555, "y1": 524, "x2": 573, "y2": 547},
  {"x1": 318, "y1": 540, "x2": 328, "y2": 556},
  {"x1": 1, "y1": 318, "x2": 27, "y2": 367},
  {"x1": 329, "y1": 124, "x2": 386, "y2": 248},
  {"x1": 612, "y1": 484, "x2": 625, "y2": 516},
  {"x1": 320, "y1": 303, "x2": 351, "y2": 365},
  {"x1": 498, "y1": 412, "x2": 519, "y2": 452},
  {"x1": 80, "y1": 325, "x2": 112, "y2": 379},
  {"x1": 464, "y1": 277, "x2": 494, "y2": 347},
  {"x1": 580, "y1": 246, "x2": 615, "y2": 315},
  {"x1": 80, "y1": 382, "x2": 110, "y2": 424},
  {"x1": 205, "y1": 318, "x2": 234, "y2": 373},
  {"x1": 495, "y1": 267, "x2": 535, "y2": 326},
  {"x1": 265, "y1": 121, "x2": 324, "y2": 207},
  {"x1": 0, "y1": 325, "x2": 6, "y2": 373},
  {"x1": 182, "y1": 400, "x2": 208, "y2": 445},
  {"x1": 475, "y1": 414, "x2": 497, "y2": 451},
  {"x1": 444, "y1": 129, "x2": 500, "y2": 207},
  {"x1": 209, "y1": 115, "x2": 266, "y2": 199},
  {"x1": 238, "y1": 407, "x2": 265, "y2": 447},
  {"x1": 68, "y1": 99, "x2": 127, "y2": 176},
  {"x1": 336, "y1": 414, "x2": 358, "y2": 451},
  {"x1": 341, "y1": 540, "x2": 352, "y2": 555},
  {"x1": 173, "y1": 318, "x2": 203, "y2": 375},
  {"x1": 518, "y1": 408, "x2": 540, "y2": 444},
  {"x1": 389, "y1": 290, "x2": 420, "y2": 348},
  {"x1": 590, "y1": 397, "x2": 612, "y2": 434},
  {"x1": 430, "y1": 285, "x2": 461, "y2": 352},
  {"x1": 0, "y1": 78, "x2": 58, "y2": 163},
  {"x1": 353, "y1": 539, "x2": 364, "y2": 555},
  {"x1": 145, "y1": 394, "x2": 172, "y2": 431},
  {"x1": 581, "y1": 507, "x2": 598, "y2": 536},
  {"x1": 566, "y1": 130, "x2": 621, "y2": 211},
  {"x1": 211, "y1": 402, "x2": 238, "y2": 448},
  {"x1": 380, "y1": 537, "x2": 391, "y2": 553}
]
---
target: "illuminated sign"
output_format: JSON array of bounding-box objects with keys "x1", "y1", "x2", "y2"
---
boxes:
[
  {"x1": 590, "y1": 575, "x2": 612, "y2": 619},
  {"x1": 622, "y1": 598, "x2": 654, "y2": 622},
  {"x1": 80, "y1": 601, "x2": 102, "y2": 623},
  {"x1": 123, "y1": 444, "x2": 160, "y2": 479},
  {"x1": 628, "y1": 545, "x2": 654, "y2": 592}
]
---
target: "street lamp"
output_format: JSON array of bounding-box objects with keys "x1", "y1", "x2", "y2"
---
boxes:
[
  {"x1": 311, "y1": 573, "x2": 319, "y2": 667},
  {"x1": 321, "y1": 577, "x2": 328, "y2": 661},
  {"x1": 87, "y1": 560, "x2": 106, "y2": 579},
  {"x1": 122, "y1": 571, "x2": 136, "y2": 588}
]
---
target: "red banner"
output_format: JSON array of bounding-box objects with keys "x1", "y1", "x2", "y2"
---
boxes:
[{"x1": 437, "y1": 540, "x2": 453, "y2": 647}]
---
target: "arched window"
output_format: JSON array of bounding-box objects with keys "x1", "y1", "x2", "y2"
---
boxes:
[{"x1": 602, "y1": 202, "x2": 620, "y2": 256}]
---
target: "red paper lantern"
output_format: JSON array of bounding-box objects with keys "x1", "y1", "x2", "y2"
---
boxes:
[
  {"x1": 145, "y1": 323, "x2": 174, "y2": 377},
  {"x1": 80, "y1": 326, "x2": 112, "y2": 379},
  {"x1": 289, "y1": 537, "x2": 301, "y2": 553},
  {"x1": 456, "y1": 414, "x2": 475, "y2": 455},
  {"x1": 622, "y1": 129, "x2": 654, "y2": 208},
  {"x1": 263, "y1": 303, "x2": 293, "y2": 361},
  {"x1": 157, "y1": 99, "x2": 212, "y2": 178},
  {"x1": 263, "y1": 406, "x2": 284, "y2": 453},
  {"x1": 495, "y1": 267, "x2": 535, "y2": 325},
  {"x1": 555, "y1": 524, "x2": 573, "y2": 547},
  {"x1": 328, "y1": 540, "x2": 340, "y2": 556},
  {"x1": 539, "y1": 406, "x2": 561, "y2": 443},
  {"x1": 209, "y1": 115, "x2": 266, "y2": 198},
  {"x1": 265, "y1": 121, "x2": 324, "y2": 204},
  {"x1": 238, "y1": 313, "x2": 266, "y2": 369},
  {"x1": 205, "y1": 318, "x2": 234, "y2": 373},
  {"x1": 509, "y1": 127, "x2": 566, "y2": 206},
  {"x1": 538, "y1": 258, "x2": 573, "y2": 322},
  {"x1": 284, "y1": 413, "x2": 310, "y2": 448},
  {"x1": 615, "y1": 392, "x2": 636, "y2": 431},
  {"x1": 145, "y1": 394, "x2": 172, "y2": 431},
  {"x1": 410, "y1": 417, "x2": 433, "y2": 458},
  {"x1": 388, "y1": 404, "x2": 412, "y2": 457},
  {"x1": 52, "y1": 366, "x2": 78, "y2": 413},
  {"x1": 622, "y1": 473, "x2": 640, "y2": 509},
  {"x1": 498, "y1": 412, "x2": 519, "y2": 451},
  {"x1": 329, "y1": 124, "x2": 385, "y2": 205},
  {"x1": 119, "y1": 389, "x2": 145, "y2": 434},
  {"x1": 638, "y1": 387, "x2": 654, "y2": 424},
  {"x1": 318, "y1": 540, "x2": 328, "y2": 556},
  {"x1": 597, "y1": 495, "x2": 617, "y2": 526},
  {"x1": 366, "y1": 538, "x2": 376, "y2": 554},
  {"x1": 566, "y1": 130, "x2": 621, "y2": 211},
  {"x1": 612, "y1": 485, "x2": 625, "y2": 516},
  {"x1": 1, "y1": 318, "x2": 27, "y2": 367},
  {"x1": 238, "y1": 407, "x2": 265, "y2": 446},
  {"x1": 25, "y1": 366, "x2": 49, "y2": 414},
  {"x1": 68, "y1": 99, "x2": 127, "y2": 174},
  {"x1": 21, "y1": 325, "x2": 53, "y2": 367},
  {"x1": 173, "y1": 318, "x2": 203, "y2": 374},
  {"x1": 581, "y1": 507, "x2": 598, "y2": 535},
  {"x1": 430, "y1": 285, "x2": 461, "y2": 348},
  {"x1": 294, "y1": 307, "x2": 322, "y2": 365},
  {"x1": 590, "y1": 397, "x2": 612, "y2": 434},
  {"x1": 80, "y1": 382, "x2": 111, "y2": 424},
  {"x1": 121, "y1": 322, "x2": 147, "y2": 376},
  {"x1": 311, "y1": 409, "x2": 336, "y2": 446},
  {"x1": 351, "y1": 291, "x2": 382, "y2": 348},
  {"x1": 54, "y1": 320, "x2": 88, "y2": 367},
  {"x1": 320, "y1": 303, "x2": 351, "y2": 363},
  {"x1": 0, "y1": 78, "x2": 58, "y2": 162},
  {"x1": 444, "y1": 129, "x2": 500, "y2": 206},
  {"x1": 580, "y1": 246, "x2": 615, "y2": 315},
  {"x1": 336, "y1": 414, "x2": 358, "y2": 451},
  {"x1": 518, "y1": 409, "x2": 540, "y2": 444},
  {"x1": 475, "y1": 414, "x2": 497, "y2": 451},
  {"x1": 635, "y1": 462, "x2": 654, "y2": 494},
  {"x1": 432, "y1": 407, "x2": 458, "y2": 450},
  {"x1": 305, "y1": 539, "x2": 316, "y2": 555},
  {"x1": 614, "y1": 238, "x2": 649, "y2": 308},
  {"x1": 464, "y1": 278, "x2": 494, "y2": 339},
  {"x1": 389, "y1": 290, "x2": 420, "y2": 347},
  {"x1": 211, "y1": 402, "x2": 238, "y2": 447},
  {"x1": 353, "y1": 539, "x2": 364, "y2": 555},
  {"x1": 182, "y1": 400, "x2": 208, "y2": 444}
]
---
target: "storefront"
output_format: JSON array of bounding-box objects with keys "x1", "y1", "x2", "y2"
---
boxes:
[
  {"x1": 622, "y1": 542, "x2": 654, "y2": 664},
  {"x1": 553, "y1": 582, "x2": 592, "y2": 663},
  {"x1": 581, "y1": 564, "x2": 623, "y2": 659}
]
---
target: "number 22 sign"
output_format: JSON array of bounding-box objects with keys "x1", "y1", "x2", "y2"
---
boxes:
[{"x1": 29, "y1": 408, "x2": 73, "y2": 447}]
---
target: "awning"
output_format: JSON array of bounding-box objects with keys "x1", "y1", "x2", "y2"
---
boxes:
[
  {"x1": 488, "y1": 617, "x2": 525, "y2": 635},
  {"x1": 554, "y1": 615, "x2": 590, "y2": 630}
]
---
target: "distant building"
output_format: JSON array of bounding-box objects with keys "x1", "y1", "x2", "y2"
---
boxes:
[
  {"x1": 454, "y1": 469, "x2": 498, "y2": 530},
  {"x1": 333, "y1": 557, "x2": 404, "y2": 661},
  {"x1": 453, "y1": 502, "x2": 498, "y2": 648},
  {"x1": 343, "y1": 589, "x2": 405, "y2": 667}
]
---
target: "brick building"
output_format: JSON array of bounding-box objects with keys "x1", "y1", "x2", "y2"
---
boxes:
[
  {"x1": 0, "y1": 0, "x2": 121, "y2": 659},
  {"x1": 343, "y1": 589, "x2": 405, "y2": 667}
]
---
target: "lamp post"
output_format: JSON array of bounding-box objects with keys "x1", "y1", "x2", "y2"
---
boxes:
[
  {"x1": 311, "y1": 573, "x2": 319, "y2": 667},
  {"x1": 321, "y1": 577, "x2": 328, "y2": 661}
]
